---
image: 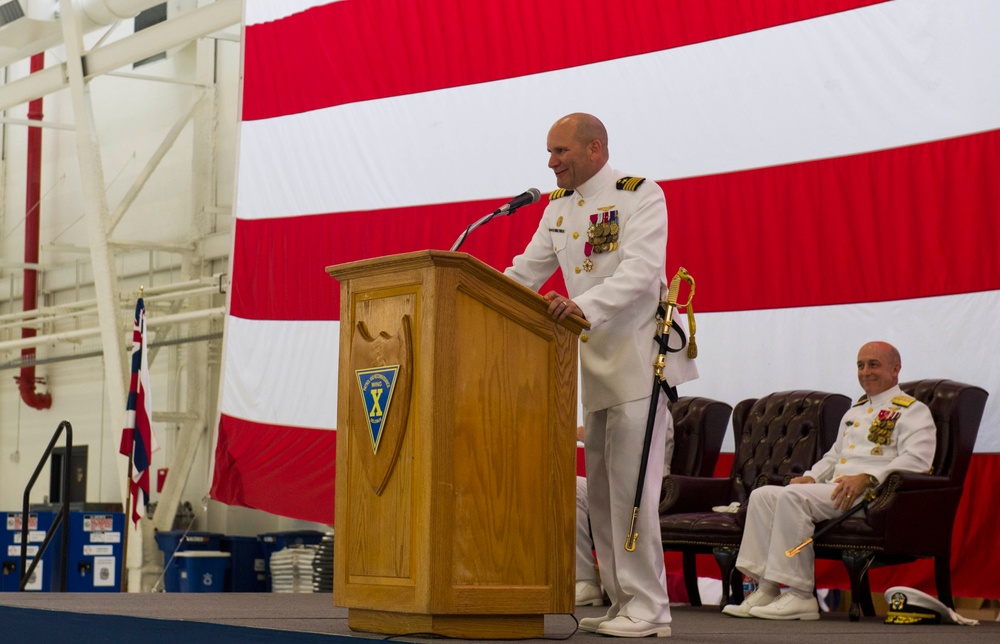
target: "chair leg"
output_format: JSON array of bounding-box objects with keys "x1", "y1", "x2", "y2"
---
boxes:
[
  {"x1": 682, "y1": 551, "x2": 702, "y2": 607},
  {"x1": 712, "y1": 547, "x2": 740, "y2": 608},
  {"x1": 841, "y1": 548, "x2": 876, "y2": 621},
  {"x1": 730, "y1": 565, "x2": 744, "y2": 604},
  {"x1": 935, "y1": 555, "x2": 954, "y2": 608}
]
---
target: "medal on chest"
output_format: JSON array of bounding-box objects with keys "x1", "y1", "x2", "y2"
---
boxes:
[
  {"x1": 586, "y1": 210, "x2": 619, "y2": 256},
  {"x1": 867, "y1": 408, "x2": 900, "y2": 455}
]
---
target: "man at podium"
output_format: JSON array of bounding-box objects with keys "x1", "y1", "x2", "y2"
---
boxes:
[{"x1": 505, "y1": 113, "x2": 694, "y2": 638}]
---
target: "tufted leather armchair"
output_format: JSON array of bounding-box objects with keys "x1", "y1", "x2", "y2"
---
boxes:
[
  {"x1": 812, "y1": 379, "x2": 988, "y2": 621},
  {"x1": 668, "y1": 396, "x2": 732, "y2": 479},
  {"x1": 659, "y1": 390, "x2": 848, "y2": 608},
  {"x1": 663, "y1": 396, "x2": 733, "y2": 605}
]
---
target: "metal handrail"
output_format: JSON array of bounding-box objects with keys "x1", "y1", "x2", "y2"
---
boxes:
[{"x1": 19, "y1": 420, "x2": 72, "y2": 592}]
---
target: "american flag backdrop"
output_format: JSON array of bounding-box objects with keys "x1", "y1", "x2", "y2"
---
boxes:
[{"x1": 212, "y1": 0, "x2": 1000, "y2": 596}]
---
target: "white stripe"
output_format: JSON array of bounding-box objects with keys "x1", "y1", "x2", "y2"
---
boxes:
[
  {"x1": 237, "y1": 0, "x2": 1000, "y2": 219},
  {"x1": 679, "y1": 289, "x2": 1000, "y2": 453},
  {"x1": 245, "y1": 0, "x2": 337, "y2": 26},
  {"x1": 220, "y1": 290, "x2": 1000, "y2": 451},
  {"x1": 221, "y1": 316, "x2": 341, "y2": 431}
]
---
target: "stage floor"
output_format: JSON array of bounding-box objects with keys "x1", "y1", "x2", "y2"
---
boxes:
[{"x1": 1, "y1": 592, "x2": 996, "y2": 643}]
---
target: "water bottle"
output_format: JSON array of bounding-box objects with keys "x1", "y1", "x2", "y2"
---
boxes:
[{"x1": 742, "y1": 575, "x2": 757, "y2": 598}]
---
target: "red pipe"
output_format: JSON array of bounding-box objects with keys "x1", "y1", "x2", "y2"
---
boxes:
[{"x1": 17, "y1": 53, "x2": 52, "y2": 410}]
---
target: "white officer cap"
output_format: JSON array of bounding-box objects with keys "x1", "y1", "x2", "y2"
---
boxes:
[{"x1": 883, "y1": 586, "x2": 979, "y2": 626}]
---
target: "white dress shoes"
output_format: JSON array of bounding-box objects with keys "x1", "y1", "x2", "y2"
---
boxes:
[
  {"x1": 579, "y1": 615, "x2": 612, "y2": 633},
  {"x1": 720, "y1": 588, "x2": 777, "y2": 618},
  {"x1": 748, "y1": 592, "x2": 820, "y2": 620},
  {"x1": 576, "y1": 580, "x2": 605, "y2": 606},
  {"x1": 596, "y1": 615, "x2": 672, "y2": 638}
]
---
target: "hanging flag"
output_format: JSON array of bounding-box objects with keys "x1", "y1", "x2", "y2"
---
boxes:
[{"x1": 119, "y1": 297, "x2": 159, "y2": 526}]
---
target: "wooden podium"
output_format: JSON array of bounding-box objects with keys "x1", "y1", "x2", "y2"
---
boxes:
[{"x1": 327, "y1": 250, "x2": 585, "y2": 639}]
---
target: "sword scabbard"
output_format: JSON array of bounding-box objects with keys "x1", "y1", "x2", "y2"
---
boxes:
[{"x1": 624, "y1": 507, "x2": 639, "y2": 552}]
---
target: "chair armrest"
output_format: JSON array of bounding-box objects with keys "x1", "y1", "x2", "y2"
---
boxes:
[
  {"x1": 865, "y1": 471, "x2": 958, "y2": 534},
  {"x1": 880, "y1": 471, "x2": 952, "y2": 493},
  {"x1": 868, "y1": 471, "x2": 951, "y2": 513},
  {"x1": 756, "y1": 473, "x2": 789, "y2": 488},
  {"x1": 660, "y1": 475, "x2": 732, "y2": 514}
]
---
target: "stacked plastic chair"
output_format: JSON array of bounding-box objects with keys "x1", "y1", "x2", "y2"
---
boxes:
[
  {"x1": 312, "y1": 530, "x2": 335, "y2": 594},
  {"x1": 269, "y1": 545, "x2": 318, "y2": 593}
]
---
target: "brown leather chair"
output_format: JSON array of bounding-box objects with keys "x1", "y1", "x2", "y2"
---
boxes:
[
  {"x1": 663, "y1": 396, "x2": 732, "y2": 605},
  {"x1": 812, "y1": 379, "x2": 988, "y2": 621},
  {"x1": 669, "y1": 396, "x2": 732, "y2": 479},
  {"x1": 659, "y1": 390, "x2": 848, "y2": 608}
]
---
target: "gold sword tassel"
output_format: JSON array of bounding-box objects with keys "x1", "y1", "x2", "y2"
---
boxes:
[{"x1": 676, "y1": 268, "x2": 697, "y2": 359}]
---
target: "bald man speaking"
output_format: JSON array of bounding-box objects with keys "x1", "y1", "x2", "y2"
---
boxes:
[{"x1": 505, "y1": 113, "x2": 696, "y2": 638}]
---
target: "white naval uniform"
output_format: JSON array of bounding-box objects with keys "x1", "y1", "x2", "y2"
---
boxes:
[
  {"x1": 576, "y1": 442, "x2": 674, "y2": 586},
  {"x1": 505, "y1": 162, "x2": 694, "y2": 624},
  {"x1": 576, "y1": 476, "x2": 598, "y2": 583},
  {"x1": 735, "y1": 385, "x2": 936, "y2": 592}
]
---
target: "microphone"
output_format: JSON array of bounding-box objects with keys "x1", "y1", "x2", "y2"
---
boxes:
[
  {"x1": 495, "y1": 188, "x2": 541, "y2": 215},
  {"x1": 450, "y1": 188, "x2": 541, "y2": 251}
]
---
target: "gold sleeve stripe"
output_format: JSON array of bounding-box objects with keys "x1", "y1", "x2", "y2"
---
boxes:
[{"x1": 616, "y1": 176, "x2": 646, "y2": 191}]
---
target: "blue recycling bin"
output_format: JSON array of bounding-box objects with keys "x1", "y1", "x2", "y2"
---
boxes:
[
  {"x1": 220, "y1": 535, "x2": 266, "y2": 592},
  {"x1": 1, "y1": 511, "x2": 59, "y2": 592},
  {"x1": 176, "y1": 551, "x2": 230, "y2": 592},
  {"x1": 257, "y1": 530, "x2": 324, "y2": 591},
  {"x1": 154, "y1": 530, "x2": 224, "y2": 592},
  {"x1": 66, "y1": 512, "x2": 125, "y2": 592}
]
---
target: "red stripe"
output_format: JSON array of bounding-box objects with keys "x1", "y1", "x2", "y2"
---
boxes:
[
  {"x1": 231, "y1": 129, "x2": 1000, "y2": 320},
  {"x1": 230, "y1": 198, "x2": 563, "y2": 320},
  {"x1": 210, "y1": 415, "x2": 337, "y2": 525},
  {"x1": 667, "y1": 128, "x2": 1000, "y2": 312},
  {"x1": 243, "y1": 0, "x2": 888, "y2": 121}
]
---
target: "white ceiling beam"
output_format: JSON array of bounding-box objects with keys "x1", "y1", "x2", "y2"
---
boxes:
[
  {"x1": 0, "y1": 0, "x2": 240, "y2": 112},
  {"x1": 109, "y1": 90, "x2": 205, "y2": 232},
  {"x1": 0, "y1": 115, "x2": 75, "y2": 129},
  {"x1": 0, "y1": 306, "x2": 226, "y2": 352},
  {"x1": 84, "y1": 0, "x2": 241, "y2": 78},
  {"x1": 0, "y1": 62, "x2": 67, "y2": 111}
]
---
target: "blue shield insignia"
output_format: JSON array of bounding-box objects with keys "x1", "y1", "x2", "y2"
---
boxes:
[
  {"x1": 355, "y1": 366, "x2": 400, "y2": 454},
  {"x1": 349, "y1": 316, "x2": 413, "y2": 495}
]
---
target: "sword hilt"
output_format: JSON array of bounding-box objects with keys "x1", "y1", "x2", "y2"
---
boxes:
[
  {"x1": 654, "y1": 272, "x2": 684, "y2": 378},
  {"x1": 624, "y1": 507, "x2": 639, "y2": 552}
]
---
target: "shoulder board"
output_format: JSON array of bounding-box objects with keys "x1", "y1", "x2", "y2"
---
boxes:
[
  {"x1": 549, "y1": 189, "x2": 574, "y2": 201},
  {"x1": 616, "y1": 176, "x2": 646, "y2": 191},
  {"x1": 892, "y1": 395, "x2": 916, "y2": 407},
  {"x1": 853, "y1": 395, "x2": 869, "y2": 407}
]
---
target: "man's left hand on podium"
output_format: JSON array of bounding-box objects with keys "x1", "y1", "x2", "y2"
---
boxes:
[{"x1": 544, "y1": 291, "x2": 582, "y2": 321}]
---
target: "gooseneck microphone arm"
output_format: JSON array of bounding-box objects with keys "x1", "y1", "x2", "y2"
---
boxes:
[{"x1": 450, "y1": 188, "x2": 540, "y2": 252}]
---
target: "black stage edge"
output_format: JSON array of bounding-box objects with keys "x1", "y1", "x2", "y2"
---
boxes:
[{"x1": 0, "y1": 593, "x2": 996, "y2": 643}]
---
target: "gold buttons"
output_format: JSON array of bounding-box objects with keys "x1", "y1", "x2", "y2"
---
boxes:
[
  {"x1": 572, "y1": 232, "x2": 579, "y2": 239},
  {"x1": 553, "y1": 245, "x2": 557, "y2": 251},
  {"x1": 849, "y1": 445, "x2": 855, "y2": 449},
  {"x1": 840, "y1": 458, "x2": 847, "y2": 464},
  {"x1": 574, "y1": 266, "x2": 581, "y2": 274},
  {"x1": 580, "y1": 334, "x2": 588, "y2": 342},
  {"x1": 578, "y1": 199, "x2": 585, "y2": 206}
]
